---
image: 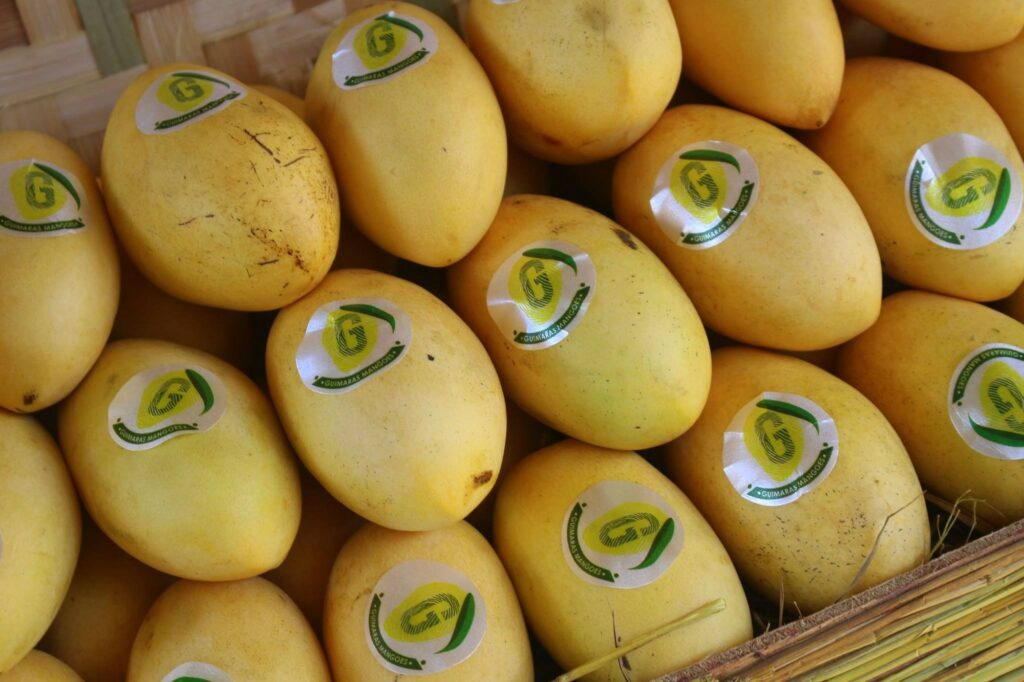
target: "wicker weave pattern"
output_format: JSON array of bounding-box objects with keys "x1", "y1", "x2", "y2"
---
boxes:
[{"x1": 0, "y1": 0, "x2": 386, "y2": 171}]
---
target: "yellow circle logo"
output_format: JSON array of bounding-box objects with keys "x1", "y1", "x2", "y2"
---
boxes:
[
  {"x1": 509, "y1": 255, "x2": 563, "y2": 325},
  {"x1": 925, "y1": 157, "x2": 1003, "y2": 218},
  {"x1": 742, "y1": 404, "x2": 807, "y2": 483},
  {"x1": 354, "y1": 18, "x2": 408, "y2": 70},
  {"x1": 670, "y1": 157, "x2": 728, "y2": 226},
  {"x1": 156, "y1": 75, "x2": 214, "y2": 113},
  {"x1": 10, "y1": 163, "x2": 67, "y2": 221}
]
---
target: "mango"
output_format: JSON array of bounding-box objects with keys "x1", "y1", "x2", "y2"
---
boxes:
[
  {"x1": 0, "y1": 651, "x2": 82, "y2": 682},
  {"x1": 839, "y1": 0, "x2": 1024, "y2": 51}
]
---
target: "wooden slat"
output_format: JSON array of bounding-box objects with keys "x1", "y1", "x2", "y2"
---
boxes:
[
  {"x1": 0, "y1": 33, "x2": 100, "y2": 106},
  {"x1": 188, "y1": 0, "x2": 294, "y2": 43},
  {"x1": 14, "y1": 0, "x2": 81, "y2": 45},
  {"x1": 0, "y1": 0, "x2": 28, "y2": 49},
  {"x1": 0, "y1": 96, "x2": 67, "y2": 139},
  {"x1": 75, "y1": 0, "x2": 146, "y2": 75},
  {"x1": 203, "y1": 32, "x2": 258, "y2": 85},
  {"x1": 54, "y1": 63, "x2": 144, "y2": 138},
  {"x1": 132, "y1": 0, "x2": 204, "y2": 65}
]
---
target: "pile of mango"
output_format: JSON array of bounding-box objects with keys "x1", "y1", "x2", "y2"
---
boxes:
[{"x1": 2, "y1": 1, "x2": 1023, "y2": 680}]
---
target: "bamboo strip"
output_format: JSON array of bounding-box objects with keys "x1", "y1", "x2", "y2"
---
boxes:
[
  {"x1": 928, "y1": 630, "x2": 1024, "y2": 681},
  {"x1": 14, "y1": 0, "x2": 80, "y2": 45},
  {"x1": 74, "y1": 0, "x2": 144, "y2": 75}
]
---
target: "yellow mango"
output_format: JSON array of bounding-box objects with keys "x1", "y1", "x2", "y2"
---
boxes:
[
  {"x1": 0, "y1": 651, "x2": 82, "y2": 682},
  {"x1": 837, "y1": 290, "x2": 1024, "y2": 525},
  {"x1": 668, "y1": 0, "x2": 844, "y2": 129},
  {"x1": 667, "y1": 347, "x2": 930, "y2": 614},
  {"x1": 448, "y1": 195, "x2": 710, "y2": 450},
  {"x1": 102, "y1": 63, "x2": 339, "y2": 311},
  {"x1": 465, "y1": 0, "x2": 681, "y2": 164},
  {"x1": 804, "y1": 58, "x2": 1024, "y2": 301},
  {"x1": 0, "y1": 131, "x2": 119, "y2": 413},
  {"x1": 0, "y1": 413, "x2": 80, "y2": 673},
  {"x1": 306, "y1": 2, "x2": 505, "y2": 266},
  {"x1": 614, "y1": 104, "x2": 881, "y2": 351},
  {"x1": 839, "y1": 0, "x2": 1024, "y2": 51},
  {"x1": 494, "y1": 441, "x2": 751, "y2": 681}
]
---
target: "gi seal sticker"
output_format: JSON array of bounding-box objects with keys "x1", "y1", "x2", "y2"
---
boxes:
[
  {"x1": 136, "y1": 69, "x2": 247, "y2": 135},
  {"x1": 160, "y1": 661, "x2": 234, "y2": 682},
  {"x1": 949, "y1": 343, "x2": 1024, "y2": 461},
  {"x1": 296, "y1": 299, "x2": 411, "y2": 395},
  {"x1": 108, "y1": 365, "x2": 227, "y2": 451},
  {"x1": 562, "y1": 481, "x2": 684, "y2": 589},
  {"x1": 333, "y1": 12, "x2": 437, "y2": 90},
  {"x1": 905, "y1": 132, "x2": 1022, "y2": 249},
  {"x1": 366, "y1": 560, "x2": 486, "y2": 675},
  {"x1": 650, "y1": 141, "x2": 760, "y2": 249},
  {"x1": 0, "y1": 159, "x2": 86, "y2": 236},
  {"x1": 487, "y1": 240, "x2": 596, "y2": 350},
  {"x1": 724, "y1": 392, "x2": 839, "y2": 506}
]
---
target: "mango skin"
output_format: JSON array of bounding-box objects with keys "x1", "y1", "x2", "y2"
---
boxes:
[
  {"x1": 448, "y1": 195, "x2": 711, "y2": 450},
  {"x1": 58, "y1": 339, "x2": 301, "y2": 581},
  {"x1": 250, "y1": 84, "x2": 305, "y2": 118},
  {"x1": 614, "y1": 104, "x2": 881, "y2": 351},
  {"x1": 324, "y1": 521, "x2": 533, "y2": 682},
  {"x1": 837, "y1": 291, "x2": 1024, "y2": 525},
  {"x1": 127, "y1": 578, "x2": 331, "y2": 682},
  {"x1": 940, "y1": 32, "x2": 1024, "y2": 154},
  {"x1": 495, "y1": 441, "x2": 751, "y2": 682},
  {"x1": 465, "y1": 0, "x2": 680, "y2": 165},
  {"x1": 667, "y1": 347, "x2": 930, "y2": 614},
  {"x1": 0, "y1": 413, "x2": 81, "y2": 674},
  {"x1": 267, "y1": 269, "x2": 505, "y2": 531},
  {"x1": 803, "y1": 58, "x2": 1024, "y2": 302},
  {"x1": 839, "y1": 0, "x2": 1024, "y2": 52},
  {"x1": 0, "y1": 651, "x2": 83, "y2": 682},
  {"x1": 307, "y1": 2, "x2": 505, "y2": 266},
  {"x1": 0, "y1": 131, "x2": 119, "y2": 413},
  {"x1": 39, "y1": 521, "x2": 173, "y2": 682},
  {"x1": 102, "y1": 63, "x2": 338, "y2": 311},
  {"x1": 668, "y1": 0, "x2": 844, "y2": 129}
]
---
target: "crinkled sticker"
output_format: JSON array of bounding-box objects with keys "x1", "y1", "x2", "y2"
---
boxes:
[
  {"x1": 905, "y1": 132, "x2": 1022, "y2": 249},
  {"x1": 561, "y1": 480, "x2": 684, "y2": 589},
  {"x1": 487, "y1": 240, "x2": 596, "y2": 350},
  {"x1": 949, "y1": 343, "x2": 1024, "y2": 461},
  {"x1": 0, "y1": 159, "x2": 87, "y2": 236},
  {"x1": 296, "y1": 299, "x2": 411, "y2": 395},
  {"x1": 724, "y1": 392, "x2": 839, "y2": 506},
  {"x1": 650, "y1": 140, "x2": 760, "y2": 249},
  {"x1": 108, "y1": 365, "x2": 227, "y2": 451},
  {"x1": 332, "y1": 12, "x2": 437, "y2": 90},
  {"x1": 365, "y1": 560, "x2": 486, "y2": 675},
  {"x1": 161, "y1": 661, "x2": 234, "y2": 682},
  {"x1": 136, "y1": 69, "x2": 247, "y2": 135}
]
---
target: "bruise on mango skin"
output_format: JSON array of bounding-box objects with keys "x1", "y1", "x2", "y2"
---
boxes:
[
  {"x1": 472, "y1": 470, "x2": 493, "y2": 487},
  {"x1": 613, "y1": 227, "x2": 638, "y2": 250},
  {"x1": 22, "y1": 391, "x2": 36, "y2": 407}
]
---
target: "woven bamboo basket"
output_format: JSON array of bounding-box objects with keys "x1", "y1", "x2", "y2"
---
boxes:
[{"x1": 3, "y1": 2, "x2": 1024, "y2": 681}]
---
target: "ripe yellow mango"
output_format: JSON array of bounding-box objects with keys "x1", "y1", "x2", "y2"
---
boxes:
[
  {"x1": 448, "y1": 195, "x2": 711, "y2": 450},
  {"x1": 465, "y1": 0, "x2": 681, "y2": 164},
  {"x1": 102, "y1": 63, "x2": 338, "y2": 311},
  {"x1": 837, "y1": 291, "x2": 1024, "y2": 525},
  {"x1": 668, "y1": 0, "x2": 844, "y2": 129},
  {"x1": 667, "y1": 347, "x2": 930, "y2": 614},
  {"x1": 495, "y1": 441, "x2": 751, "y2": 681},
  {"x1": 614, "y1": 104, "x2": 880, "y2": 351},
  {"x1": 940, "y1": 32, "x2": 1024, "y2": 153},
  {"x1": 58, "y1": 339, "x2": 301, "y2": 580},
  {"x1": 0, "y1": 131, "x2": 119, "y2": 413},
  {"x1": 0, "y1": 651, "x2": 82, "y2": 682},
  {"x1": 324, "y1": 521, "x2": 532, "y2": 681},
  {"x1": 39, "y1": 522, "x2": 172, "y2": 682},
  {"x1": 839, "y1": 0, "x2": 1024, "y2": 51},
  {"x1": 0, "y1": 413, "x2": 80, "y2": 673},
  {"x1": 127, "y1": 578, "x2": 330, "y2": 682},
  {"x1": 307, "y1": 2, "x2": 505, "y2": 266},
  {"x1": 804, "y1": 58, "x2": 1024, "y2": 301},
  {"x1": 267, "y1": 269, "x2": 505, "y2": 530}
]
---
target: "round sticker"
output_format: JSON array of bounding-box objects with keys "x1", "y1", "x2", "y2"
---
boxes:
[
  {"x1": 650, "y1": 140, "x2": 760, "y2": 249},
  {"x1": 332, "y1": 12, "x2": 438, "y2": 90},
  {"x1": 487, "y1": 240, "x2": 596, "y2": 350},
  {"x1": 136, "y1": 69, "x2": 247, "y2": 135},
  {"x1": 905, "y1": 132, "x2": 1022, "y2": 249},
  {"x1": 0, "y1": 159, "x2": 87, "y2": 236},
  {"x1": 949, "y1": 343, "x2": 1024, "y2": 461},
  {"x1": 561, "y1": 481, "x2": 684, "y2": 589},
  {"x1": 108, "y1": 365, "x2": 228, "y2": 451},
  {"x1": 296, "y1": 299, "x2": 411, "y2": 395},
  {"x1": 366, "y1": 560, "x2": 486, "y2": 675},
  {"x1": 160, "y1": 662, "x2": 233, "y2": 682},
  {"x1": 723, "y1": 392, "x2": 839, "y2": 506}
]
